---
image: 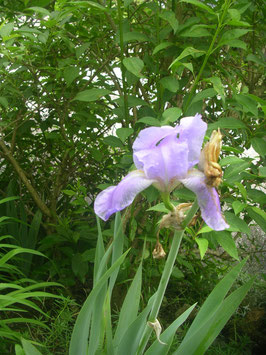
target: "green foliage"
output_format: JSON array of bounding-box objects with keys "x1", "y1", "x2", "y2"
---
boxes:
[
  {"x1": 68, "y1": 216, "x2": 254, "y2": 355},
  {"x1": 0, "y1": 0, "x2": 265, "y2": 353},
  {"x1": 0, "y1": 198, "x2": 63, "y2": 353}
]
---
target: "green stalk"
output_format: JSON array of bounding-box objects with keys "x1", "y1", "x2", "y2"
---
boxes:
[
  {"x1": 183, "y1": 0, "x2": 232, "y2": 114},
  {"x1": 138, "y1": 200, "x2": 199, "y2": 354},
  {"x1": 161, "y1": 192, "x2": 175, "y2": 212},
  {"x1": 117, "y1": 0, "x2": 129, "y2": 127}
]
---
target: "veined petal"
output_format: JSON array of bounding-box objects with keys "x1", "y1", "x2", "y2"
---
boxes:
[
  {"x1": 180, "y1": 169, "x2": 229, "y2": 231},
  {"x1": 133, "y1": 136, "x2": 189, "y2": 191},
  {"x1": 94, "y1": 170, "x2": 154, "y2": 221},
  {"x1": 133, "y1": 126, "x2": 177, "y2": 155},
  {"x1": 179, "y1": 114, "x2": 207, "y2": 167}
]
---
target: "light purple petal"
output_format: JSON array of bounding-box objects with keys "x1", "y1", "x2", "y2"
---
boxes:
[
  {"x1": 133, "y1": 136, "x2": 189, "y2": 191},
  {"x1": 133, "y1": 125, "x2": 177, "y2": 157},
  {"x1": 180, "y1": 169, "x2": 229, "y2": 231},
  {"x1": 179, "y1": 114, "x2": 207, "y2": 167},
  {"x1": 94, "y1": 170, "x2": 154, "y2": 221}
]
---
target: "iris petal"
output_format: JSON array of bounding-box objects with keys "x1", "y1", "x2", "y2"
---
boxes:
[
  {"x1": 133, "y1": 125, "x2": 178, "y2": 155},
  {"x1": 94, "y1": 170, "x2": 154, "y2": 221},
  {"x1": 179, "y1": 114, "x2": 207, "y2": 168},
  {"x1": 134, "y1": 136, "x2": 189, "y2": 191},
  {"x1": 180, "y1": 169, "x2": 229, "y2": 231}
]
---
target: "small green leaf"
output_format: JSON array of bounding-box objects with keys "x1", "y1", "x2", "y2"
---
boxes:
[
  {"x1": 162, "y1": 107, "x2": 182, "y2": 124},
  {"x1": 247, "y1": 207, "x2": 266, "y2": 233},
  {"x1": 116, "y1": 127, "x2": 134, "y2": 143},
  {"x1": 232, "y1": 201, "x2": 246, "y2": 215},
  {"x1": 26, "y1": 6, "x2": 51, "y2": 16},
  {"x1": 259, "y1": 167, "x2": 266, "y2": 177},
  {"x1": 172, "y1": 267, "x2": 185, "y2": 279},
  {"x1": 228, "y1": 9, "x2": 241, "y2": 21},
  {"x1": 208, "y1": 117, "x2": 246, "y2": 130},
  {"x1": 62, "y1": 189, "x2": 76, "y2": 196},
  {"x1": 127, "y1": 96, "x2": 148, "y2": 107},
  {"x1": 116, "y1": 96, "x2": 148, "y2": 107},
  {"x1": 72, "y1": 253, "x2": 88, "y2": 280},
  {"x1": 234, "y1": 182, "x2": 247, "y2": 200},
  {"x1": 219, "y1": 156, "x2": 245, "y2": 166},
  {"x1": 0, "y1": 97, "x2": 8, "y2": 108},
  {"x1": 90, "y1": 148, "x2": 103, "y2": 162},
  {"x1": 174, "y1": 187, "x2": 195, "y2": 200},
  {"x1": 222, "y1": 146, "x2": 243, "y2": 154},
  {"x1": 214, "y1": 231, "x2": 239, "y2": 260},
  {"x1": 197, "y1": 226, "x2": 213, "y2": 234},
  {"x1": 224, "y1": 212, "x2": 250, "y2": 235},
  {"x1": 103, "y1": 136, "x2": 124, "y2": 148},
  {"x1": 220, "y1": 29, "x2": 250, "y2": 44},
  {"x1": 224, "y1": 161, "x2": 250, "y2": 179},
  {"x1": 137, "y1": 117, "x2": 161, "y2": 126},
  {"x1": 73, "y1": 88, "x2": 110, "y2": 102},
  {"x1": 64, "y1": 66, "x2": 80, "y2": 86},
  {"x1": 195, "y1": 237, "x2": 208, "y2": 259},
  {"x1": 125, "y1": 0, "x2": 134, "y2": 7},
  {"x1": 123, "y1": 32, "x2": 149, "y2": 43},
  {"x1": 228, "y1": 20, "x2": 251, "y2": 27},
  {"x1": 251, "y1": 137, "x2": 266, "y2": 157},
  {"x1": 123, "y1": 57, "x2": 144, "y2": 78},
  {"x1": 247, "y1": 188, "x2": 266, "y2": 204},
  {"x1": 159, "y1": 11, "x2": 179, "y2": 33},
  {"x1": 82, "y1": 249, "x2": 95, "y2": 262},
  {"x1": 205, "y1": 77, "x2": 225, "y2": 102},
  {"x1": 70, "y1": 1, "x2": 107, "y2": 11},
  {"x1": 180, "y1": 25, "x2": 211, "y2": 37},
  {"x1": 181, "y1": 62, "x2": 194, "y2": 73},
  {"x1": 235, "y1": 94, "x2": 258, "y2": 117},
  {"x1": 0, "y1": 22, "x2": 14, "y2": 38},
  {"x1": 246, "y1": 54, "x2": 265, "y2": 66},
  {"x1": 170, "y1": 47, "x2": 205, "y2": 68},
  {"x1": 249, "y1": 207, "x2": 266, "y2": 220},
  {"x1": 180, "y1": 0, "x2": 216, "y2": 15},
  {"x1": 160, "y1": 76, "x2": 180, "y2": 92},
  {"x1": 147, "y1": 203, "x2": 169, "y2": 213},
  {"x1": 191, "y1": 88, "x2": 216, "y2": 104},
  {"x1": 224, "y1": 39, "x2": 247, "y2": 50},
  {"x1": 152, "y1": 42, "x2": 173, "y2": 55}
]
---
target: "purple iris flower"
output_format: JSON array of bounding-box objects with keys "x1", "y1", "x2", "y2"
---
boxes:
[{"x1": 94, "y1": 114, "x2": 229, "y2": 231}]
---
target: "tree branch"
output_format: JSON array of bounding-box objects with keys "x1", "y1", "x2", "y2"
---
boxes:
[{"x1": 0, "y1": 138, "x2": 52, "y2": 218}]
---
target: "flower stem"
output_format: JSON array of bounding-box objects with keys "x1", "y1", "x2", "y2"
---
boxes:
[
  {"x1": 138, "y1": 200, "x2": 199, "y2": 354},
  {"x1": 161, "y1": 192, "x2": 175, "y2": 212}
]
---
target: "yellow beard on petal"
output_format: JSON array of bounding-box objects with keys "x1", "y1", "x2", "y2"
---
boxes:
[{"x1": 201, "y1": 128, "x2": 223, "y2": 188}]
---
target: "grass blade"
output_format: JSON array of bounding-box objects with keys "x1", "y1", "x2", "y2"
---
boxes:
[
  {"x1": 109, "y1": 212, "x2": 124, "y2": 293},
  {"x1": 94, "y1": 216, "x2": 105, "y2": 283},
  {"x1": 182, "y1": 258, "x2": 247, "y2": 340},
  {"x1": 174, "y1": 278, "x2": 254, "y2": 354},
  {"x1": 69, "y1": 249, "x2": 130, "y2": 355},
  {"x1": 113, "y1": 262, "x2": 142, "y2": 347}
]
